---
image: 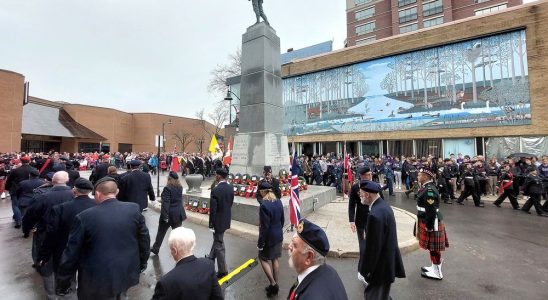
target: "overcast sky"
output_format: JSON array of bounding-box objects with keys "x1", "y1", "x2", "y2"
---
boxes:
[{"x1": 0, "y1": 0, "x2": 346, "y2": 118}]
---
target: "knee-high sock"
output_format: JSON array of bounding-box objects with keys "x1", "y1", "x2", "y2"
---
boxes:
[{"x1": 430, "y1": 251, "x2": 441, "y2": 264}]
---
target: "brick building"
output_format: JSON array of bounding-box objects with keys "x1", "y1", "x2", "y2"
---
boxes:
[{"x1": 346, "y1": 0, "x2": 524, "y2": 47}]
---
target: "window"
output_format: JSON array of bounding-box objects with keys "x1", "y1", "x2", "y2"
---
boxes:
[
  {"x1": 356, "y1": 6, "x2": 375, "y2": 20},
  {"x1": 354, "y1": 0, "x2": 374, "y2": 5},
  {"x1": 79, "y1": 143, "x2": 100, "y2": 152},
  {"x1": 398, "y1": 0, "x2": 416, "y2": 7},
  {"x1": 423, "y1": 0, "x2": 443, "y2": 17},
  {"x1": 423, "y1": 16, "x2": 444, "y2": 28},
  {"x1": 475, "y1": 3, "x2": 507, "y2": 15},
  {"x1": 400, "y1": 22, "x2": 418, "y2": 33},
  {"x1": 356, "y1": 36, "x2": 376, "y2": 45},
  {"x1": 399, "y1": 7, "x2": 417, "y2": 23},
  {"x1": 356, "y1": 22, "x2": 376, "y2": 35},
  {"x1": 475, "y1": 0, "x2": 491, "y2": 3}
]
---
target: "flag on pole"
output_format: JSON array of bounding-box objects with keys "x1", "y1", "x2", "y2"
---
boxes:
[
  {"x1": 223, "y1": 138, "x2": 233, "y2": 166},
  {"x1": 344, "y1": 153, "x2": 353, "y2": 193},
  {"x1": 209, "y1": 134, "x2": 220, "y2": 154},
  {"x1": 289, "y1": 146, "x2": 301, "y2": 226}
]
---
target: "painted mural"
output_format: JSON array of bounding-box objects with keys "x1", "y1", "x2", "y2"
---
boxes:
[{"x1": 282, "y1": 30, "x2": 531, "y2": 136}]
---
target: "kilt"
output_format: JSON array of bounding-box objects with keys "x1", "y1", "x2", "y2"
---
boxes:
[{"x1": 418, "y1": 219, "x2": 449, "y2": 252}]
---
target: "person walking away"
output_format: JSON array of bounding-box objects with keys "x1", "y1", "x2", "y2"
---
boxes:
[
  {"x1": 5, "y1": 156, "x2": 36, "y2": 228},
  {"x1": 16, "y1": 169, "x2": 45, "y2": 217},
  {"x1": 152, "y1": 227, "x2": 223, "y2": 300},
  {"x1": 117, "y1": 160, "x2": 155, "y2": 211},
  {"x1": 151, "y1": 171, "x2": 187, "y2": 255},
  {"x1": 493, "y1": 164, "x2": 520, "y2": 210},
  {"x1": 207, "y1": 168, "x2": 234, "y2": 279},
  {"x1": 257, "y1": 181, "x2": 284, "y2": 297},
  {"x1": 520, "y1": 167, "x2": 548, "y2": 217}
]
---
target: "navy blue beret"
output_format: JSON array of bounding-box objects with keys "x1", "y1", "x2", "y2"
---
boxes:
[
  {"x1": 216, "y1": 167, "x2": 228, "y2": 177},
  {"x1": 129, "y1": 160, "x2": 142, "y2": 167},
  {"x1": 74, "y1": 178, "x2": 94, "y2": 190},
  {"x1": 359, "y1": 180, "x2": 381, "y2": 193},
  {"x1": 357, "y1": 166, "x2": 371, "y2": 175},
  {"x1": 258, "y1": 181, "x2": 272, "y2": 190},
  {"x1": 297, "y1": 219, "x2": 330, "y2": 257}
]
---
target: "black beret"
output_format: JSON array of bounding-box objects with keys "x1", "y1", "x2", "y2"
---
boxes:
[
  {"x1": 53, "y1": 163, "x2": 67, "y2": 172},
  {"x1": 216, "y1": 167, "x2": 228, "y2": 177},
  {"x1": 264, "y1": 166, "x2": 272, "y2": 173},
  {"x1": 359, "y1": 180, "x2": 381, "y2": 193},
  {"x1": 357, "y1": 166, "x2": 371, "y2": 175},
  {"x1": 94, "y1": 176, "x2": 117, "y2": 189},
  {"x1": 258, "y1": 181, "x2": 272, "y2": 190},
  {"x1": 29, "y1": 168, "x2": 40, "y2": 177},
  {"x1": 296, "y1": 219, "x2": 330, "y2": 257},
  {"x1": 419, "y1": 167, "x2": 436, "y2": 178},
  {"x1": 169, "y1": 171, "x2": 179, "y2": 179},
  {"x1": 74, "y1": 178, "x2": 94, "y2": 190},
  {"x1": 46, "y1": 172, "x2": 55, "y2": 181},
  {"x1": 129, "y1": 160, "x2": 141, "y2": 167}
]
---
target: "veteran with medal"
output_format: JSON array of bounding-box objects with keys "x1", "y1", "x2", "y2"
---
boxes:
[{"x1": 416, "y1": 168, "x2": 449, "y2": 280}]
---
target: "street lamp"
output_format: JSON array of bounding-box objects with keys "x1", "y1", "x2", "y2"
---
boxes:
[
  {"x1": 197, "y1": 137, "x2": 204, "y2": 154},
  {"x1": 224, "y1": 89, "x2": 241, "y2": 125},
  {"x1": 157, "y1": 119, "x2": 172, "y2": 197}
]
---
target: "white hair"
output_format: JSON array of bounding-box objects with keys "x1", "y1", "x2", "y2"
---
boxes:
[
  {"x1": 52, "y1": 171, "x2": 69, "y2": 185},
  {"x1": 168, "y1": 227, "x2": 196, "y2": 256}
]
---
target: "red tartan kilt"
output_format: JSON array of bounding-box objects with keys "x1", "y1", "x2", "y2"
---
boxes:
[{"x1": 418, "y1": 220, "x2": 449, "y2": 252}]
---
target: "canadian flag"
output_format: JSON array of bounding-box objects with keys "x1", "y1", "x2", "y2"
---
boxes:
[{"x1": 223, "y1": 139, "x2": 233, "y2": 166}]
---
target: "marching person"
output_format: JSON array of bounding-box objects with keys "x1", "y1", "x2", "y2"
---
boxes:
[
  {"x1": 5, "y1": 156, "x2": 36, "y2": 228},
  {"x1": 348, "y1": 166, "x2": 371, "y2": 281},
  {"x1": 521, "y1": 167, "x2": 548, "y2": 217},
  {"x1": 257, "y1": 181, "x2": 284, "y2": 297},
  {"x1": 256, "y1": 166, "x2": 281, "y2": 204},
  {"x1": 15, "y1": 168, "x2": 45, "y2": 216},
  {"x1": 152, "y1": 227, "x2": 223, "y2": 300},
  {"x1": 207, "y1": 168, "x2": 234, "y2": 279},
  {"x1": 89, "y1": 155, "x2": 110, "y2": 185},
  {"x1": 287, "y1": 219, "x2": 347, "y2": 300},
  {"x1": 117, "y1": 159, "x2": 155, "y2": 212},
  {"x1": 456, "y1": 163, "x2": 484, "y2": 207},
  {"x1": 416, "y1": 168, "x2": 449, "y2": 280},
  {"x1": 358, "y1": 180, "x2": 406, "y2": 300},
  {"x1": 151, "y1": 171, "x2": 187, "y2": 255},
  {"x1": 493, "y1": 164, "x2": 520, "y2": 210},
  {"x1": 56, "y1": 177, "x2": 150, "y2": 299}
]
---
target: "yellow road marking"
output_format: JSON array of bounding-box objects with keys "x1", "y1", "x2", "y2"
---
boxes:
[{"x1": 218, "y1": 258, "x2": 256, "y2": 285}]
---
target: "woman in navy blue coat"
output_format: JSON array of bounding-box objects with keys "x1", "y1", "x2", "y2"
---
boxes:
[{"x1": 257, "y1": 181, "x2": 284, "y2": 297}]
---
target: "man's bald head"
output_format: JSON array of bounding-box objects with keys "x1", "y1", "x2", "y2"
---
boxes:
[
  {"x1": 52, "y1": 171, "x2": 69, "y2": 185},
  {"x1": 95, "y1": 180, "x2": 118, "y2": 196}
]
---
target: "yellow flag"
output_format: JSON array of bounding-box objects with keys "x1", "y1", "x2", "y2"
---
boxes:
[{"x1": 209, "y1": 135, "x2": 219, "y2": 154}]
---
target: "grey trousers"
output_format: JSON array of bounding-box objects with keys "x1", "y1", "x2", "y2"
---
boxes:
[
  {"x1": 209, "y1": 231, "x2": 228, "y2": 273},
  {"x1": 43, "y1": 273, "x2": 77, "y2": 300},
  {"x1": 365, "y1": 283, "x2": 392, "y2": 300}
]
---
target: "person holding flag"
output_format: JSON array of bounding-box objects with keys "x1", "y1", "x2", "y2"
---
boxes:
[{"x1": 289, "y1": 149, "x2": 302, "y2": 230}]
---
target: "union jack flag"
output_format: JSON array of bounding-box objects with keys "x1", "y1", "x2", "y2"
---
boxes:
[{"x1": 289, "y1": 150, "x2": 301, "y2": 226}]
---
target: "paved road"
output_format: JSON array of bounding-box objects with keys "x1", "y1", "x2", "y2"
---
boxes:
[{"x1": 1, "y1": 188, "x2": 547, "y2": 299}]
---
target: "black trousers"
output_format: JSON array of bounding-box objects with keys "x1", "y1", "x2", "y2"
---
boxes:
[
  {"x1": 151, "y1": 220, "x2": 182, "y2": 253},
  {"x1": 445, "y1": 178, "x2": 456, "y2": 199},
  {"x1": 209, "y1": 231, "x2": 228, "y2": 274},
  {"x1": 457, "y1": 186, "x2": 481, "y2": 206},
  {"x1": 356, "y1": 227, "x2": 366, "y2": 271},
  {"x1": 365, "y1": 283, "x2": 392, "y2": 300},
  {"x1": 522, "y1": 194, "x2": 544, "y2": 215},
  {"x1": 494, "y1": 190, "x2": 519, "y2": 209}
]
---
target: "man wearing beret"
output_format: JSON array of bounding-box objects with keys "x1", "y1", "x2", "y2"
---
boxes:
[
  {"x1": 287, "y1": 219, "x2": 347, "y2": 300},
  {"x1": 348, "y1": 166, "x2": 372, "y2": 281},
  {"x1": 416, "y1": 168, "x2": 449, "y2": 280},
  {"x1": 358, "y1": 180, "x2": 405, "y2": 299},
  {"x1": 117, "y1": 159, "x2": 156, "y2": 211},
  {"x1": 207, "y1": 167, "x2": 234, "y2": 279}
]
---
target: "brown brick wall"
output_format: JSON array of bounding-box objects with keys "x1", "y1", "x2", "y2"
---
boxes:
[
  {"x1": 284, "y1": 1, "x2": 548, "y2": 143},
  {"x1": 0, "y1": 69, "x2": 24, "y2": 152}
]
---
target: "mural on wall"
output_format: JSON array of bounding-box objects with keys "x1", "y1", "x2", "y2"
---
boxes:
[{"x1": 282, "y1": 30, "x2": 531, "y2": 136}]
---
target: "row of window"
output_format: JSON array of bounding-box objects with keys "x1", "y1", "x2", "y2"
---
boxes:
[
  {"x1": 356, "y1": 15, "x2": 443, "y2": 36},
  {"x1": 354, "y1": 0, "x2": 374, "y2": 6},
  {"x1": 475, "y1": 3, "x2": 507, "y2": 15},
  {"x1": 356, "y1": 36, "x2": 376, "y2": 46},
  {"x1": 356, "y1": 6, "x2": 375, "y2": 21},
  {"x1": 399, "y1": 15, "x2": 444, "y2": 34},
  {"x1": 356, "y1": 21, "x2": 375, "y2": 36}
]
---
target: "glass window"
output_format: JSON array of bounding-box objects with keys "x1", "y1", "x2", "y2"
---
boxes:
[
  {"x1": 362, "y1": 141, "x2": 380, "y2": 157},
  {"x1": 356, "y1": 36, "x2": 376, "y2": 45},
  {"x1": 399, "y1": 7, "x2": 418, "y2": 23},
  {"x1": 423, "y1": 16, "x2": 444, "y2": 28},
  {"x1": 356, "y1": 6, "x2": 375, "y2": 21},
  {"x1": 388, "y1": 140, "x2": 414, "y2": 157},
  {"x1": 398, "y1": 0, "x2": 417, "y2": 7},
  {"x1": 416, "y1": 139, "x2": 442, "y2": 158},
  {"x1": 475, "y1": 3, "x2": 507, "y2": 15},
  {"x1": 356, "y1": 22, "x2": 376, "y2": 36},
  {"x1": 354, "y1": 0, "x2": 374, "y2": 6},
  {"x1": 423, "y1": 0, "x2": 443, "y2": 17},
  {"x1": 79, "y1": 143, "x2": 100, "y2": 153},
  {"x1": 475, "y1": 0, "x2": 491, "y2": 3},
  {"x1": 399, "y1": 23, "x2": 418, "y2": 33}
]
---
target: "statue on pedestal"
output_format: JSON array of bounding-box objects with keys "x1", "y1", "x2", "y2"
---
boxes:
[{"x1": 249, "y1": 0, "x2": 269, "y2": 26}]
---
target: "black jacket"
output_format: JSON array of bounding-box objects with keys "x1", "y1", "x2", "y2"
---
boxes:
[
  {"x1": 5, "y1": 164, "x2": 36, "y2": 193},
  {"x1": 160, "y1": 185, "x2": 186, "y2": 225},
  {"x1": 38, "y1": 195, "x2": 96, "y2": 270},
  {"x1": 15, "y1": 178, "x2": 45, "y2": 207},
  {"x1": 22, "y1": 185, "x2": 74, "y2": 235},
  {"x1": 290, "y1": 264, "x2": 348, "y2": 300},
  {"x1": 258, "y1": 199, "x2": 284, "y2": 248},
  {"x1": 67, "y1": 169, "x2": 80, "y2": 188},
  {"x1": 348, "y1": 182, "x2": 369, "y2": 229},
  {"x1": 89, "y1": 163, "x2": 110, "y2": 184},
  {"x1": 152, "y1": 255, "x2": 223, "y2": 300},
  {"x1": 57, "y1": 198, "x2": 150, "y2": 299},
  {"x1": 118, "y1": 170, "x2": 155, "y2": 210},
  {"x1": 209, "y1": 182, "x2": 234, "y2": 233},
  {"x1": 416, "y1": 181, "x2": 442, "y2": 230},
  {"x1": 360, "y1": 197, "x2": 406, "y2": 286},
  {"x1": 523, "y1": 174, "x2": 544, "y2": 195}
]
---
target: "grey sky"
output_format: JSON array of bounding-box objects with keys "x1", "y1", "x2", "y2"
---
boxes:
[{"x1": 0, "y1": 0, "x2": 346, "y2": 118}]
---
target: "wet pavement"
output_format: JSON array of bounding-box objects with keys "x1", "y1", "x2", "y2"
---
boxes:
[{"x1": 1, "y1": 174, "x2": 547, "y2": 299}]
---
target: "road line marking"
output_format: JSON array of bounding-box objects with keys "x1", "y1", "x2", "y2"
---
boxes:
[{"x1": 218, "y1": 258, "x2": 258, "y2": 287}]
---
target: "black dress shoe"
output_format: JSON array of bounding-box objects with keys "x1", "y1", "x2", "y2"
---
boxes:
[
  {"x1": 216, "y1": 272, "x2": 228, "y2": 279},
  {"x1": 457, "y1": 201, "x2": 464, "y2": 205},
  {"x1": 444, "y1": 200, "x2": 453, "y2": 204},
  {"x1": 476, "y1": 203, "x2": 485, "y2": 208},
  {"x1": 513, "y1": 207, "x2": 521, "y2": 210},
  {"x1": 493, "y1": 203, "x2": 501, "y2": 208},
  {"x1": 537, "y1": 213, "x2": 548, "y2": 217},
  {"x1": 14, "y1": 224, "x2": 21, "y2": 229},
  {"x1": 266, "y1": 284, "x2": 279, "y2": 297},
  {"x1": 522, "y1": 209, "x2": 531, "y2": 214}
]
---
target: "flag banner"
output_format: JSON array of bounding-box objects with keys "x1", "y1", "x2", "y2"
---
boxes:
[
  {"x1": 289, "y1": 150, "x2": 301, "y2": 226},
  {"x1": 209, "y1": 134, "x2": 219, "y2": 154}
]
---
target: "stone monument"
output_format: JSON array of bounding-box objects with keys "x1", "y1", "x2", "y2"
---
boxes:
[{"x1": 229, "y1": 22, "x2": 290, "y2": 176}]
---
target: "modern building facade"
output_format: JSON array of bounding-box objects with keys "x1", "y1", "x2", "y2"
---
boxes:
[{"x1": 346, "y1": 0, "x2": 524, "y2": 47}]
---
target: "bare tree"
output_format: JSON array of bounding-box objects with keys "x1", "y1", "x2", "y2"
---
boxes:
[
  {"x1": 172, "y1": 129, "x2": 195, "y2": 153},
  {"x1": 194, "y1": 102, "x2": 229, "y2": 140},
  {"x1": 207, "y1": 48, "x2": 242, "y2": 96}
]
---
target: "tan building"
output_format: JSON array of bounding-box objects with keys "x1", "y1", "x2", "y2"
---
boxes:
[{"x1": 0, "y1": 69, "x2": 218, "y2": 154}]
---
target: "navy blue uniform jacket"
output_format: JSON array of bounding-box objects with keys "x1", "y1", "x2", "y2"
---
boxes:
[
  {"x1": 291, "y1": 264, "x2": 348, "y2": 300},
  {"x1": 22, "y1": 185, "x2": 74, "y2": 235},
  {"x1": 57, "y1": 198, "x2": 150, "y2": 299},
  {"x1": 118, "y1": 170, "x2": 155, "y2": 210},
  {"x1": 348, "y1": 182, "x2": 369, "y2": 229},
  {"x1": 16, "y1": 178, "x2": 45, "y2": 207},
  {"x1": 258, "y1": 199, "x2": 284, "y2": 248},
  {"x1": 152, "y1": 255, "x2": 223, "y2": 300},
  {"x1": 160, "y1": 185, "x2": 186, "y2": 225},
  {"x1": 359, "y1": 197, "x2": 406, "y2": 285},
  {"x1": 209, "y1": 182, "x2": 234, "y2": 233}
]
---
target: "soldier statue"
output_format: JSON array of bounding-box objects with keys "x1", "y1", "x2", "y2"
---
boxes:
[{"x1": 249, "y1": 0, "x2": 270, "y2": 26}]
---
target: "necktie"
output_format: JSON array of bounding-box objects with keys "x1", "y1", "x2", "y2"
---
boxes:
[{"x1": 288, "y1": 280, "x2": 298, "y2": 300}]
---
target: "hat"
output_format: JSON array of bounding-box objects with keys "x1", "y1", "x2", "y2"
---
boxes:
[
  {"x1": 258, "y1": 181, "x2": 272, "y2": 190},
  {"x1": 168, "y1": 171, "x2": 179, "y2": 180},
  {"x1": 296, "y1": 219, "x2": 330, "y2": 257},
  {"x1": 74, "y1": 178, "x2": 94, "y2": 190},
  {"x1": 419, "y1": 167, "x2": 436, "y2": 178},
  {"x1": 359, "y1": 180, "x2": 381, "y2": 193},
  {"x1": 357, "y1": 166, "x2": 371, "y2": 175},
  {"x1": 93, "y1": 176, "x2": 117, "y2": 189},
  {"x1": 20, "y1": 156, "x2": 30, "y2": 163},
  {"x1": 264, "y1": 166, "x2": 272, "y2": 173},
  {"x1": 53, "y1": 163, "x2": 67, "y2": 172},
  {"x1": 216, "y1": 167, "x2": 228, "y2": 177},
  {"x1": 30, "y1": 168, "x2": 40, "y2": 177},
  {"x1": 129, "y1": 160, "x2": 141, "y2": 167},
  {"x1": 46, "y1": 172, "x2": 55, "y2": 181}
]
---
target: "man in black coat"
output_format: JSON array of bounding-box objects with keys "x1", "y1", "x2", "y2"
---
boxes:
[
  {"x1": 65, "y1": 161, "x2": 80, "y2": 188},
  {"x1": 89, "y1": 156, "x2": 110, "y2": 185},
  {"x1": 5, "y1": 156, "x2": 37, "y2": 228},
  {"x1": 348, "y1": 166, "x2": 371, "y2": 280},
  {"x1": 56, "y1": 177, "x2": 150, "y2": 299},
  {"x1": 16, "y1": 168, "x2": 45, "y2": 216},
  {"x1": 118, "y1": 160, "x2": 155, "y2": 211},
  {"x1": 358, "y1": 180, "x2": 406, "y2": 300},
  {"x1": 207, "y1": 168, "x2": 234, "y2": 278},
  {"x1": 152, "y1": 227, "x2": 223, "y2": 300},
  {"x1": 256, "y1": 166, "x2": 282, "y2": 204},
  {"x1": 287, "y1": 219, "x2": 347, "y2": 300}
]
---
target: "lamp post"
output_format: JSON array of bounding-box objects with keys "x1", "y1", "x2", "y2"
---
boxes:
[
  {"x1": 197, "y1": 137, "x2": 204, "y2": 154},
  {"x1": 224, "y1": 89, "x2": 241, "y2": 125},
  {"x1": 157, "y1": 119, "x2": 172, "y2": 197}
]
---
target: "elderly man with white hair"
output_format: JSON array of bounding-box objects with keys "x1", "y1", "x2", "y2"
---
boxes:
[{"x1": 152, "y1": 227, "x2": 223, "y2": 300}]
